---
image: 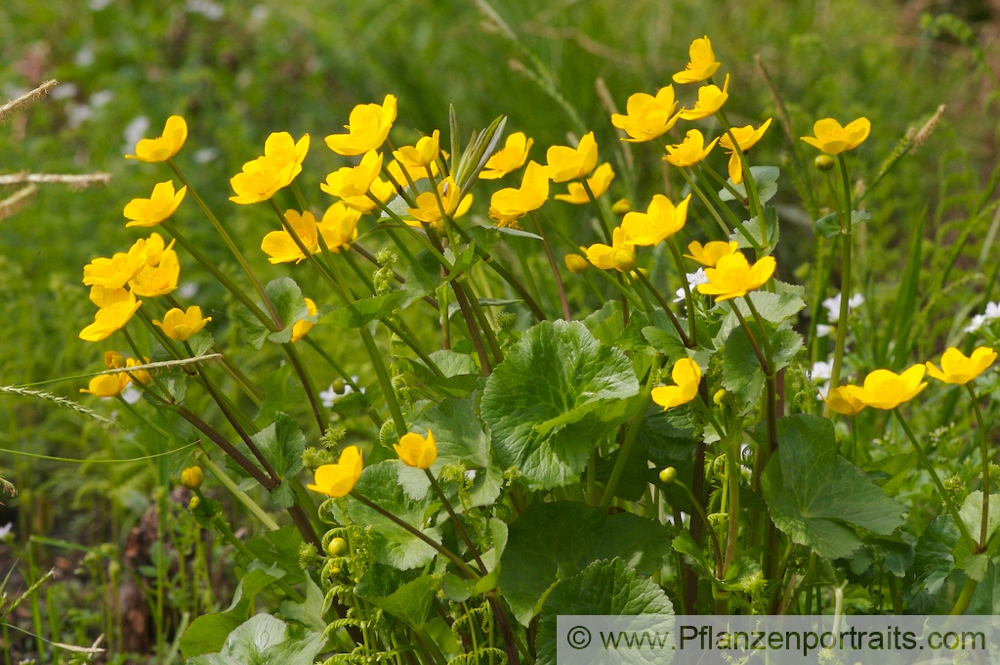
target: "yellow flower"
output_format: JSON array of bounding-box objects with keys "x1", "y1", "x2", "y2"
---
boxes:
[
  {"x1": 318, "y1": 202, "x2": 361, "y2": 251},
  {"x1": 80, "y1": 371, "x2": 131, "y2": 397},
  {"x1": 320, "y1": 150, "x2": 384, "y2": 200},
  {"x1": 621, "y1": 194, "x2": 690, "y2": 246},
  {"x1": 407, "y1": 177, "x2": 473, "y2": 225},
  {"x1": 393, "y1": 130, "x2": 440, "y2": 169},
  {"x1": 545, "y1": 131, "x2": 598, "y2": 183},
  {"x1": 143, "y1": 232, "x2": 169, "y2": 267},
  {"x1": 325, "y1": 95, "x2": 398, "y2": 156},
  {"x1": 825, "y1": 385, "x2": 866, "y2": 416},
  {"x1": 261, "y1": 210, "x2": 320, "y2": 264},
  {"x1": 925, "y1": 347, "x2": 997, "y2": 385},
  {"x1": 80, "y1": 291, "x2": 142, "y2": 342},
  {"x1": 394, "y1": 430, "x2": 438, "y2": 469},
  {"x1": 850, "y1": 365, "x2": 927, "y2": 410},
  {"x1": 386, "y1": 158, "x2": 439, "y2": 186},
  {"x1": 586, "y1": 227, "x2": 636, "y2": 272},
  {"x1": 263, "y1": 131, "x2": 310, "y2": 188},
  {"x1": 480, "y1": 132, "x2": 534, "y2": 179},
  {"x1": 610, "y1": 87, "x2": 679, "y2": 142},
  {"x1": 153, "y1": 305, "x2": 211, "y2": 342},
  {"x1": 800, "y1": 117, "x2": 871, "y2": 155},
  {"x1": 181, "y1": 466, "x2": 205, "y2": 489},
  {"x1": 678, "y1": 74, "x2": 730, "y2": 120},
  {"x1": 697, "y1": 252, "x2": 775, "y2": 301},
  {"x1": 83, "y1": 239, "x2": 149, "y2": 290},
  {"x1": 652, "y1": 358, "x2": 702, "y2": 410},
  {"x1": 123, "y1": 181, "x2": 187, "y2": 228},
  {"x1": 488, "y1": 160, "x2": 549, "y2": 226},
  {"x1": 719, "y1": 118, "x2": 772, "y2": 184},
  {"x1": 664, "y1": 129, "x2": 719, "y2": 167},
  {"x1": 342, "y1": 177, "x2": 395, "y2": 213},
  {"x1": 89, "y1": 285, "x2": 128, "y2": 308},
  {"x1": 308, "y1": 445, "x2": 364, "y2": 497},
  {"x1": 564, "y1": 252, "x2": 589, "y2": 274},
  {"x1": 684, "y1": 240, "x2": 738, "y2": 267},
  {"x1": 291, "y1": 297, "x2": 317, "y2": 343},
  {"x1": 126, "y1": 115, "x2": 187, "y2": 163},
  {"x1": 125, "y1": 357, "x2": 152, "y2": 385},
  {"x1": 229, "y1": 155, "x2": 296, "y2": 205},
  {"x1": 130, "y1": 248, "x2": 180, "y2": 297},
  {"x1": 554, "y1": 163, "x2": 615, "y2": 204},
  {"x1": 672, "y1": 36, "x2": 721, "y2": 84}
]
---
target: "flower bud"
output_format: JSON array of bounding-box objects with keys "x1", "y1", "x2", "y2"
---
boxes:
[
  {"x1": 612, "y1": 198, "x2": 632, "y2": 216},
  {"x1": 612, "y1": 249, "x2": 637, "y2": 273},
  {"x1": 713, "y1": 389, "x2": 730, "y2": 406},
  {"x1": 814, "y1": 154, "x2": 834, "y2": 172},
  {"x1": 332, "y1": 378, "x2": 346, "y2": 395},
  {"x1": 327, "y1": 537, "x2": 348, "y2": 557},
  {"x1": 658, "y1": 467, "x2": 677, "y2": 484},
  {"x1": 181, "y1": 466, "x2": 204, "y2": 489},
  {"x1": 564, "y1": 253, "x2": 589, "y2": 274},
  {"x1": 188, "y1": 495, "x2": 200, "y2": 511}
]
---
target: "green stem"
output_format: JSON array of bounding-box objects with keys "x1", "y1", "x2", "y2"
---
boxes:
[
  {"x1": 425, "y1": 470, "x2": 487, "y2": 574},
  {"x1": 826, "y1": 154, "x2": 855, "y2": 402},
  {"x1": 196, "y1": 449, "x2": 280, "y2": 531},
  {"x1": 530, "y1": 212, "x2": 571, "y2": 320},
  {"x1": 602, "y1": 357, "x2": 660, "y2": 508},
  {"x1": 950, "y1": 576, "x2": 977, "y2": 615},
  {"x1": 580, "y1": 177, "x2": 612, "y2": 244},
  {"x1": 968, "y1": 384, "x2": 991, "y2": 551},
  {"x1": 673, "y1": 477, "x2": 724, "y2": 577},
  {"x1": 634, "y1": 267, "x2": 691, "y2": 347},
  {"x1": 893, "y1": 408, "x2": 977, "y2": 552},
  {"x1": 667, "y1": 238, "x2": 697, "y2": 346},
  {"x1": 209, "y1": 511, "x2": 303, "y2": 602},
  {"x1": 360, "y1": 327, "x2": 408, "y2": 437}
]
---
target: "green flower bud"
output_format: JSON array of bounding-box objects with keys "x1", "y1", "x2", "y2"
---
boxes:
[
  {"x1": 613, "y1": 250, "x2": 637, "y2": 273},
  {"x1": 327, "y1": 537, "x2": 348, "y2": 557},
  {"x1": 181, "y1": 466, "x2": 204, "y2": 489},
  {"x1": 658, "y1": 467, "x2": 677, "y2": 484},
  {"x1": 814, "y1": 154, "x2": 835, "y2": 172},
  {"x1": 188, "y1": 495, "x2": 200, "y2": 511},
  {"x1": 612, "y1": 198, "x2": 632, "y2": 215}
]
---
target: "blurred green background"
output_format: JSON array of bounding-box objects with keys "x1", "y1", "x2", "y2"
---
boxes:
[{"x1": 1, "y1": 0, "x2": 998, "y2": 659}]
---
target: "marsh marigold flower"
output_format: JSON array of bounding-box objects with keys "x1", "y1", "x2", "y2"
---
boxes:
[
  {"x1": 652, "y1": 358, "x2": 702, "y2": 410},
  {"x1": 586, "y1": 227, "x2": 636, "y2": 272},
  {"x1": 488, "y1": 161, "x2": 549, "y2": 226},
  {"x1": 621, "y1": 194, "x2": 690, "y2": 246},
  {"x1": 387, "y1": 158, "x2": 439, "y2": 186},
  {"x1": 480, "y1": 132, "x2": 533, "y2": 179},
  {"x1": 154, "y1": 306, "x2": 211, "y2": 342},
  {"x1": 291, "y1": 298, "x2": 317, "y2": 343},
  {"x1": 341, "y1": 177, "x2": 395, "y2": 214},
  {"x1": 407, "y1": 177, "x2": 472, "y2": 225},
  {"x1": 125, "y1": 357, "x2": 152, "y2": 385},
  {"x1": 672, "y1": 36, "x2": 721, "y2": 84},
  {"x1": 321, "y1": 150, "x2": 384, "y2": 200},
  {"x1": 850, "y1": 365, "x2": 927, "y2": 410},
  {"x1": 678, "y1": 74, "x2": 730, "y2": 121},
  {"x1": 555, "y1": 163, "x2": 615, "y2": 204},
  {"x1": 545, "y1": 131, "x2": 598, "y2": 183},
  {"x1": 126, "y1": 115, "x2": 187, "y2": 162},
  {"x1": 80, "y1": 371, "x2": 131, "y2": 397},
  {"x1": 393, "y1": 130, "x2": 440, "y2": 169},
  {"x1": 264, "y1": 132, "x2": 310, "y2": 186},
  {"x1": 719, "y1": 119, "x2": 772, "y2": 184},
  {"x1": 800, "y1": 118, "x2": 871, "y2": 155},
  {"x1": 80, "y1": 291, "x2": 142, "y2": 342},
  {"x1": 83, "y1": 239, "x2": 149, "y2": 290},
  {"x1": 825, "y1": 385, "x2": 866, "y2": 416},
  {"x1": 325, "y1": 95, "x2": 397, "y2": 156},
  {"x1": 925, "y1": 347, "x2": 997, "y2": 385},
  {"x1": 685, "y1": 240, "x2": 738, "y2": 267},
  {"x1": 181, "y1": 466, "x2": 204, "y2": 489},
  {"x1": 664, "y1": 129, "x2": 718, "y2": 167},
  {"x1": 230, "y1": 156, "x2": 294, "y2": 205},
  {"x1": 130, "y1": 247, "x2": 180, "y2": 297},
  {"x1": 308, "y1": 445, "x2": 364, "y2": 497},
  {"x1": 124, "y1": 181, "x2": 187, "y2": 228},
  {"x1": 610, "y1": 87, "x2": 679, "y2": 142},
  {"x1": 261, "y1": 210, "x2": 320, "y2": 264},
  {"x1": 394, "y1": 430, "x2": 438, "y2": 469},
  {"x1": 318, "y1": 202, "x2": 361, "y2": 251},
  {"x1": 564, "y1": 252, "x2": 589, "y2": 274},
  {"x1": 697, "y1": 252, "x2": 775, "y2": 301}
]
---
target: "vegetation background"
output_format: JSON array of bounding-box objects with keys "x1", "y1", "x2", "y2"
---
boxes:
[{"x1": 0, "y1": 0, "x2": 998, "y2": 661}]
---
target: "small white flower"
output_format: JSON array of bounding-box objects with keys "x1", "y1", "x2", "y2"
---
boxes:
[
  {"x1": 674, "y1": 269, "x2": 708, "y2": 302},
  {"x1": 121, "y1": 385, "x2": 142, "y2": 405},
  {"x1": 195, "y1": 147, "x2": 219, "y2": 164},
  {"x1": 124, "y1": 116, "x2": 151, "y2": 152},
  {"x1": 815, "y1": 324, "x2": 832, "y2": 338},
  {"x1": 178, "y1": 282, "x2": 200, "y2": 299},
  {"x1": 966, "y1": 302, "x2": 1000, "y2": 333},
  {"x1": 809, "y1": 360, "x2": 833, "y2": 381},
  {"x1": 89, "y1": 90, "x2": 113, "y2": 108},
  {"x1": 186, "y1": 0, "x2": 224, "y2": 20},
  {"x1": 320, "y1": 376, "x2": 361, "y2": 408},
  {"x1": 51, "y1": 83, "x2": 79, "y2": 100},
  {"x1": 822, "y1": 292, "x2": 864, "y2": 322},
  {"x1": 0, "y1": 522, "x2": 12, "y2": 541},
  {"x1": 75, "y1": 45, "x2": 95, "y2": 67}
]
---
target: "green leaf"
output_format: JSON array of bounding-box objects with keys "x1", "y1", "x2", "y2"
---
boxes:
[
  {"x1": 905, "y1": 516, "x2": 958, "y2": 612},
  {"x1": 481, "y1": 320, "x2": 640, "y2": 490},
  {"x1": 396, "y1": 350, "x2": 480, "y2": 398},
  {"x1": 441, "y1": 574, "x2": 475, "y2": 603},
  {"x1": 731, "y1": 205, "x2": 779, "y2": 251},
  {"x1": 235, "y1": 413, "x2": 305, "y2": 508},
  {"x1": 362, "y1": 575, "x2": 439, "y2": 629},
  {"x1": 719, "y1": 166, "x2": 780, "y2": 204},
  {"x1": 498, "y1": 501, "x2": 671, "y2": 625},
  {"x1": 187, "y1": 614, "x2": 324, "y2": 665},
  {"x1": 721, "y1": 324, "x2": 802, "y2": 407},
  {"x1": 401, "y1": 249, "x2": 443, "y2": 307},
  {"x1": 180, "y1": 561, "x2": 284, "y2": 657},
  {"x1": 726, "y1": 283, "x2": 806, "y2": 325},
  {"x1": 241, "y1": 526, "x2": 305, "y2": 586},
  {"x1": 815, "y1": 210, "x2": 872, "y2": 239},
  {"x1": 536, "y1": 559, "x2": 674, "y2": 665},
  {"x1": 959, "y1": 491, "x2": 1000, "y2": 547},
  {"x1": 265, "y1": 277, "x2": 309, "y2": 344},
  {"x1": 446, "y1": 297, "x2": 521, "y2": 319},
  {"x1": 762, "y1": 415, "x2": 906, "y2": 559},
  {"x1": 346, "y1": 461, "x2": 442, "y2": 570},
  {"x1": 235, "y1": 304, "x2": 269, "y2": 350},
  {"x1": 280, "y1": 575, "x2": 326, "y2": 633},
  {"x1": 320, "y1": 291, "x2": 405, "y2": 329}
]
